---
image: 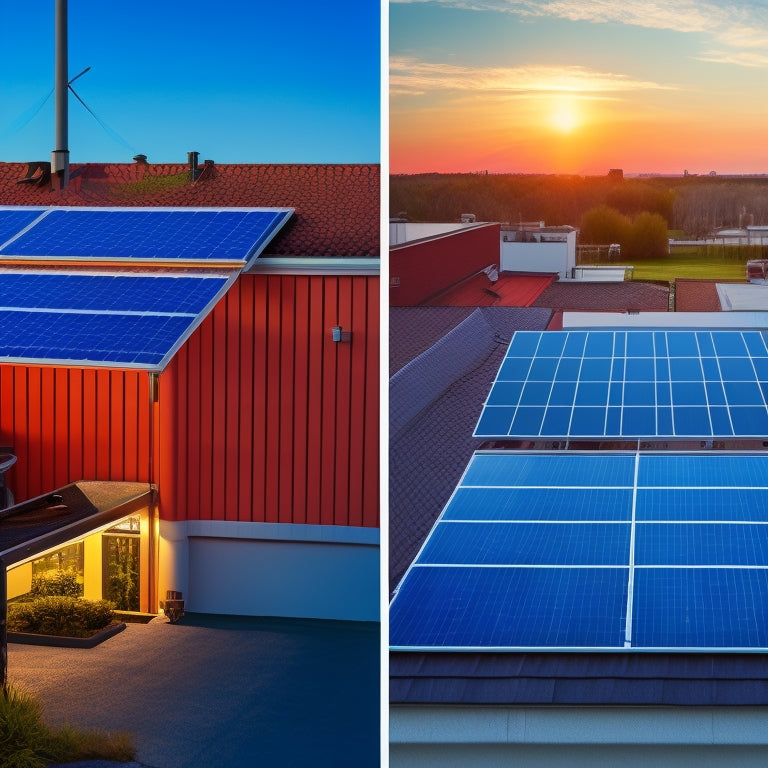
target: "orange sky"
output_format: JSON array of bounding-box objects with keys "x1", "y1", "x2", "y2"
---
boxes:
[{"x1": 390, "y1": 2, "x2": 768, "y2": 175}]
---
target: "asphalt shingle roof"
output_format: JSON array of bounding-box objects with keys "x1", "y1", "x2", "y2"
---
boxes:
[{"x1": 389, "y1": 306, "x2": 553, "y2": 592}]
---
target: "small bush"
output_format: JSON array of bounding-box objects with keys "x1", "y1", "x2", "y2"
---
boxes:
[
  {"x1": 0, "y1": 684, "x2": 135, "y2": 767},
  {"x1": 29, "y1": 570, "x2": 82, "y2": 599},
  {"x1": 49, "y1": 724, "x2": 136, "y2": 763},
  {"x1": 0, "y1": 686, "x2": 58, "y2": 768},
  {"x1": 8, "y1": 596, "x2": 116, "y2": 638}
]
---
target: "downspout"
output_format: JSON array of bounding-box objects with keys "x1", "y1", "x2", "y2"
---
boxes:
[
  {"x1": 0, "y1": 557, "x2": 6, "y2": 694},
  {"x1": 52, "y1": 0, "x2": 70, "y2": 187},
  {"x1": 148, "y1": 372, "x2": 160, "y2": 613}
]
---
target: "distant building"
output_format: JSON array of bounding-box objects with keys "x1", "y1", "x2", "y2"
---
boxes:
[{"x1": 500, "y1": 222, "x2": 577, "y2": 279}]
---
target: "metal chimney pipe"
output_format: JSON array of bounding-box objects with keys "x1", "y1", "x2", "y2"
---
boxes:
[{"x1": 52, "y1": 0, "x2": 69, "y2": 186}]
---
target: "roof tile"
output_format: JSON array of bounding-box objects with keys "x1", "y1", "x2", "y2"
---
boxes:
[{"x1": 0, "y1": 161, "x2": 379, "y2": 258}]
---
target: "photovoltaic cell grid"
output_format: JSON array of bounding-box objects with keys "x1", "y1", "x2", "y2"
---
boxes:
[
  {"x1": 0, "y1": 269, "x2": 237, "y2": 371},
  {"x1": 389, "y1": 451, "x2": 768, "y2": 651},
  {"x1": 0, "y1": 206, "x2": 295, "y2": 370},
  {"x1": 475, "y1": 329, "x2": 768, "y2": 439},
  {"x1": 0, "y1": 207, "x2": 294, "y2": 266},
  {"x1": 0, "y1": 208, "x2": 46, "y2": 245}
]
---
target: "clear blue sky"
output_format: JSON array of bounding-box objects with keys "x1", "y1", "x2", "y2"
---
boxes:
[{"x1": 0, "y1": 1, "x2": 381, "y2": 164}]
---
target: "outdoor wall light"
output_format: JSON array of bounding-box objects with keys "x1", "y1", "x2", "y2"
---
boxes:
[{"x1": 331, "y1": 326, "x2": 351, "y2": 343}]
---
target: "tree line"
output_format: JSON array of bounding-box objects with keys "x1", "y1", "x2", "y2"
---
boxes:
[{"x1": 390, "y1": 173, "x2": 768, "y2": 242}]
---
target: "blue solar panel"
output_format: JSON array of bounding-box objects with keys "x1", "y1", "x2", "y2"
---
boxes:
[
  {"x1": 476, "y1": 329, "x2": 768, "y2": 439},
  {"x1": 0, "y1": 271, "x2": 227, "y2": 314},
  {"x1": 0, "y1": 268, "x2": 235, "y2": 370},
  {"x1": 632, "y1": 569, "x2": 768, "y2": 648},
  {"x1": 419, "y1": 522, "x2": 631, "y2": 565},
  {"x1": 390, "y1": 451, "x2": 768, "y2": 651},
  {"x1": 0, "y1": 208, "x2": 46, "y2": 247},
  {"x1": 637, "y1": 489, "x2": 768, "y2": 522},
  {"x1": 389, "y1": 565, "x2": 628, "y2": 649},
  {"x1": 635, "y1": 523, "x2": 768, "y2": 565},
  {"x1": 0, "y1": 310, "x2": 193, "y2": 366},
  {"x1": 0, "y1": 207, "x2": 293, "y2": 265},
  {"x1": 443, "y1": 487, "x2": 633, "y2": 521}
]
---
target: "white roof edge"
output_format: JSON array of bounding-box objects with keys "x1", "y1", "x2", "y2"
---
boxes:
[
  {"x1": 245, "y1": 257, "x2": 380, "y2": 275},
  {"x1": 562, "y1": 311, "x2": 768, "y2": 328}
]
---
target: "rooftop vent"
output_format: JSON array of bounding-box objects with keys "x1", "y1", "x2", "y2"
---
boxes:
[
  {"x1": 188, "y1": 151, "x2": 200, "y2": 181},
  {"x1": 17, "y1": 161, "x2": 51, "y2": 187},
  {"x1": 133, "y1": 154, "x2": 148, "y2": 164}
]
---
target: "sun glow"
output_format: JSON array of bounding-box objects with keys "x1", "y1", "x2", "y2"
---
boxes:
[{"x1": 550, "y1": 99, "x2": 580, "y2": 133}]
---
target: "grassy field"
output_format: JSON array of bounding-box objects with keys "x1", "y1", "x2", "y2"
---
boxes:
[{"x1": 581, "y1": 246, "x2": 754, "y2": 283}]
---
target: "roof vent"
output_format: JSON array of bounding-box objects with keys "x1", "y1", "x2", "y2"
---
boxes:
[
  {"x1": 17, "y1": 161, "x2": 51, "y2": 187},
  {"x1": 188, "y1": 151, "x2": 200, "y2": 180},
  {"x1": 133, "y1": 154, "x2": 148, "y2": 164}
]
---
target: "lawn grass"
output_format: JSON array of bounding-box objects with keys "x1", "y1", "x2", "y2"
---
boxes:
[
  {"x1": 630, "y1": 256, "x2": 748, "y2": 283},
  {"x1": 581, "y1": 248, "x2": 752, "y2": 283}
]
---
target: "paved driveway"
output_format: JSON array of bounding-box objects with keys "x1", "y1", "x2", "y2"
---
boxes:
[{"x1": 8, "y1": 614, "x2": 380, "y2": 768}]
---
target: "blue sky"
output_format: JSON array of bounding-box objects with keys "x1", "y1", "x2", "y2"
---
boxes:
[{"x1": 0, "y1": 1, "x2": 381, "y2": 164}]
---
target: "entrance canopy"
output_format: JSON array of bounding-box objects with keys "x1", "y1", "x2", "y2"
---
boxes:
[{"x1": 0, "y1": 480, "x2": 151, "y2": 568}]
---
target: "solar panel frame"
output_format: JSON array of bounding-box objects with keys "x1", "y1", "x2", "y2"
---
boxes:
[
  {"x1": 0, "y1": 206, "x2": 294, "y2": 267},
  {"x1": 0, "y1": 267, "x2": 239, "y2": 371},
  {"x1": 390, "y1": 450, "x2": 768, "y2": 653},
  {"x1": 475, "y1": 329, "x2": 768, "y2": 440}
]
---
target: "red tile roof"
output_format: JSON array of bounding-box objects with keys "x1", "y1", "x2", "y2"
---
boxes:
[
  {"x1": 422, "y1": 273, "x2": 555, "y2": 307},
  {"x1": 0, "y1": 161, "x2": 379, "y2": 258},
  {"x1": 674, "y1": 278, "x2": 743, "y2": 312}
]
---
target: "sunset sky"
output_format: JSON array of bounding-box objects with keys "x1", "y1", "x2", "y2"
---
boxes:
[{"x1": 390, "y1": 0, "x2": 768, "y2": 175}]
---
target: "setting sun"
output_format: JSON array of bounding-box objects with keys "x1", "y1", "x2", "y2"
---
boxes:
[{"x1": 550, "y1": 99, "x2": 580, "y2": 133}]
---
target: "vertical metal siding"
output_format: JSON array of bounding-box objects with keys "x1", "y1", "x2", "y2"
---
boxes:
[
  {"x1": 0, "y1": 365, "x2": 151, "y2": 502},
  {"x1": 159, "y1": 273, "x2": 380, "y2": 528}
]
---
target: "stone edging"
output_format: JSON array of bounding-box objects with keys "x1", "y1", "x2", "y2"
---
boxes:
[{"x1": 8, "y1": 622, "x2": 126, "y2": 648}]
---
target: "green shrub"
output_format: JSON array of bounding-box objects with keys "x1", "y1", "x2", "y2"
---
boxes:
[
  {"x1": 0, "y1": 684, "x2": 135, "y2": 767},
  {"x1": 7, "y1": 596, "x2": 115, "y2": 638},
  {"x1": 29, "y1": 570, "x2": 82, "y2": 599}
]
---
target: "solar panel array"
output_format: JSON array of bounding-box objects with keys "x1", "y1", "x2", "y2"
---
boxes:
[
  {"x1": 0, "y1": 207, "x2": 293, "y2": 267},
  {"x1": 389, "y1": 451, "x2": 768, "y2": 651},
  {"x1": 0, "y1": 269, "x2": 237, "y2": 370},
  {"x1": 0, "y1": 206, "x2": 294, "y2": 370},
  {"x1": 475, "y1": 329, "x2": 768, "y2": 439}
]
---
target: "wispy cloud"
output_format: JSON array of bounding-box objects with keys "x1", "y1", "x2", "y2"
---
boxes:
[
  {"x1": 390, "y1": 57, "x2": 676, "y2": 97},
  {"x1": 392, "y1": 0, "x2": 768, "y2": 67}
]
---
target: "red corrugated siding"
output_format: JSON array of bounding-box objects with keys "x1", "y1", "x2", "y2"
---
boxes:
[
  {"x1": 0, "y1": 365, "x2": 151, "y2": 502},
  {"x1": 159, "y1": 273, "x2": 380, "y2": 528},
  {"x1": 390, "y1": 224, "x2": 502, "y2": 306}
]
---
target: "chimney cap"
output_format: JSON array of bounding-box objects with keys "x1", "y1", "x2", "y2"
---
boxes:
[{"x1": 133, "y1": 154, "x2": 148, "y2": 164}]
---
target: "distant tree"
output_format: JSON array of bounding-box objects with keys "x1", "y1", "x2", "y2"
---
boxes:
[
  {"x1": 624, "y1": 212, "x2": 669, "y2": 260},
  {"x1": 579, "y1": 205, "x2": 630, "y2": 245}
]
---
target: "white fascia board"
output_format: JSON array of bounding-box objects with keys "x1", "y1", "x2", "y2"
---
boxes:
[{"x1": 245, "y1": 257, "x2": 380, "y2": 275}]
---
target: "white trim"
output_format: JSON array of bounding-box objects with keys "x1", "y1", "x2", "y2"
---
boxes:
[
  {"x1": 246, "y1": 257, "x2": 380, "y2": 275},
  {"x1": 390, "y1": 705, "x2": 768, "y2": 746},
  {"x1": 183, "y1": 519, "x2": 379, "y2": 546}
]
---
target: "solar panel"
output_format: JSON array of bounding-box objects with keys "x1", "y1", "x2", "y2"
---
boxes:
[
  {"x1": 0, "y1": 207, "x2": 46, "y2": 248},
  {"x1": 0, "y1": 207, "x2": 293, "y2": 266},
  {"x1": 0, "y1": 268, "x2": 237, "y2": 371},
  {"x1": 475, "y1": 330, "x2": 768, "y2": 439},
  {"x1": 389, "y1": 451, "x2": 768, "y2": 651}
]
